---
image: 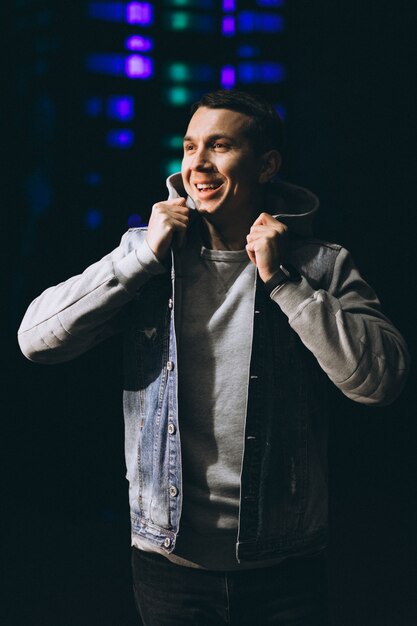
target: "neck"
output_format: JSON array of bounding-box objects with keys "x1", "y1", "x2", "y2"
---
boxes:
[{"x1": 199, "y1": 213, "x2": 255, "y2": 251}]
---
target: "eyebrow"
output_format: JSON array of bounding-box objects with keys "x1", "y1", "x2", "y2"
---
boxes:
[{"x1": 183, "y1": 133, "x2": 236, "y2": 144}]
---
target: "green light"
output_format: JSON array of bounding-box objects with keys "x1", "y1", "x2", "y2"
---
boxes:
[
  {"x1": 163, "y1": 135, "x2": 184, "y2": 150},
  {"x1": 166, "y1": 86, "x2": 192, "y2": 106},
  {"x1": 164, "y1": 159, "x2": 182, "y2": 177},
  {"x1": 168, "y1": 0, "x2": 191, "y2": 6},
  {"x1": 170, "y1": 11, "x2": 191, "y2": 30},
  {"x1": 167, "y1": 63, "x2": 191, "y2": 81}
]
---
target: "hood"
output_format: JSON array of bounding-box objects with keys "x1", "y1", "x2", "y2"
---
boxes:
[{"x1": 166, "y1": 173, "x2": 319, "y2": 238}]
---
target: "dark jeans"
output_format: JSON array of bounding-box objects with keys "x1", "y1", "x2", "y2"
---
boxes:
[{"x1": 131, "y1": 547, "x2": 328, "y2": 625}]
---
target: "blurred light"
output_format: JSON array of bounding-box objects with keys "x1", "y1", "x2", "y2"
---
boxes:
[
  {"x1": 165, "y1": 62, "x2": 214, "y2": 82},
  {"x1": 220, "y1": 65, "x2": 236, "y2": 88},
  {"x1": 86, "y1": 53, "x2": 124, "y2": 76},
  {"x1": 25, "y1": 171, "x2": 53, "y2": 216},
  {"x1": 85, "y1": 209, "x2": 103, "y2": 230},
  {"x1": 222, "y1": 15, "x2": 235, "y2": 35},
  {"x1": 125, "y1": 35, "x2": 153, "y2": 51},
  {"x1": 166, "y1": 11, "x2": 215, "y2": 31},
  {"x1": 239, "y1": 11, "x2": 284, "y2": 33},
  {"x1": 107, "y1": 95, "x2": 135, "y2": 120},
  {"x1": 165, "y1": 0, "x2": 214, "y2": 5},
  {"x1": 125, "y1": 54, "x2": 153, "y2": 78},
  {"x1": 275, "y1": 104, "x2": 286, "y2": 119},
  {"x1": 107, "y1": 129, "x2": 135, "y2": 148},
  {"x1": 128, "y1": 213, "x2": 147, "y2": 228},
  {"x1": 85, "y1": 96, "x2": 103, "y2": 117},
  {"x1": 164, "y1": 159, "x2": 182, "y2": 177},
  {"x1": 166, "y1": 86, "x2": 194, "y2": 106},
  {"x1": 237, "y1": 45, "x2": 260, "y2": 58},
  {"x1": 163, "y1": 135, "x2": 184, "y2": 150},
  {"x1": 223, "y1": 0, "x2": 236, "y2": 10},
  {"x1": 126, "y1": 2, "x2": 153, "y2": 25},
  {"x1": 256, "y1": 0, "x2": 284, "y2": 6},
  {"x1": 238, "y1": 62, "x2": 285, "y2": 83},
  {"x1": 87, "y1": 2, "x2": 124, "y2": 22},
  {"x1": 85, "y1": 172, "x2": 102, "y2": 186},
  {"x1": 167, "y1": 63, "x2": 190, "y2": 81}
]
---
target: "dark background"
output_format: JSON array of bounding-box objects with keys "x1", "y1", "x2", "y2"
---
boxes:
[{"x1": 2, "y1": 1, "x2": 416, "y2": 624}]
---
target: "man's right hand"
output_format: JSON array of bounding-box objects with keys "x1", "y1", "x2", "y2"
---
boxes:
[{"x1": 145, "y1": 198, "x2": 190, "y2": 261}]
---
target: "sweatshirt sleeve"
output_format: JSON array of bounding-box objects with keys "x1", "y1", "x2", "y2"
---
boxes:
[
  {"x1": 17, "y1": 232, "x2": 166, "y2": 364},
  {"x1": 270, "y1": 247, "x2": 410, "y2": 405}
]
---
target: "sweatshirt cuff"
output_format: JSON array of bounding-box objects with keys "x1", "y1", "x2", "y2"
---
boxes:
[
  {"x1": 113, "y1": 240, "x2": 167, "y2": 292},
  {"x1": 270, "y1": 276, "x2": 316, "y2": 319}
]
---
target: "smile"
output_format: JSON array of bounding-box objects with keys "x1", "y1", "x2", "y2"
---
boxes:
[{"x1": 195, "y1": 183, "x2": 222, "y2": 190}]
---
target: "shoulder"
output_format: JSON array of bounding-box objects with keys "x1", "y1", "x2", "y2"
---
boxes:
[{"x1": 289, "y1": 237, "x2": 344, "y2": 290}]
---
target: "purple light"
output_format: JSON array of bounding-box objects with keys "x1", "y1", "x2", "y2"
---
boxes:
[
  {"x1": 107, "y1": 96, "x2": 135, "y2": 121},
  {"x1": 222, "y1": 15, "x2": 235, "y2": 36},
  {"x1": 220, "y1": 66, "x2": 236, "y2": 88},
  {"x1": 126, "y1": 2, "x2": 153, "y2": 25},
  {"x1": 107, "y1": 129, "x2": 135, "y2": 148},
  {"x1": 125, "y1": 54, "x2": 153, "y2": 78},
  {"x1": 125, "y1": 35, "x2": 153, "y2": 51},
  {"x1": 222, "y1": 0, "x2": 236, "y2": 10}
]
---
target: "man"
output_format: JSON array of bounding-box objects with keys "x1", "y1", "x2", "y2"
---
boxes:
[{"x1": 18, "y1": 90, "x2": 409, "y2": 625}]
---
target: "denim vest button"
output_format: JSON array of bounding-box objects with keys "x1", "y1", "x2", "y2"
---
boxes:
[
  {"x1": 163, "y1": 537, "x2": 171, "y2": 549},
  {"x1": 168, "y1": 422, "x2": 176, "y2": 435},
  {"x1": 167, "y1": 360, "x2": 174, "y2": 371},
  {"x1": 169, "y1": 485, "x2": 178, "y2": 497}
]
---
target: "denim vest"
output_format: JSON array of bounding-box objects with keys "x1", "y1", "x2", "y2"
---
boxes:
[{"x1": 122, "y1": 229, "x2": 340, "y2": 562}]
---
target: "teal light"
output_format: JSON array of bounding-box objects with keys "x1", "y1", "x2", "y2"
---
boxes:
[
  {"x1": 163, "y1": 135, "x2": 184, "y2": 149},
  {"x1": 164, "y1": 159, "x2": 182, "y2": 177},
  {"x1": 167, "y1": 63, "x2": 191, "y2": 81},
  {"x1": 166, "y1": 86, "x2": 192, "y2": 106},
  {"x1": 169, "y1": 11, "x2": 190, "y2": 29}
]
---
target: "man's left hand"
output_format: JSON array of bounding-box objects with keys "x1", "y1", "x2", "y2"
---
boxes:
[{"x1": 246, "y1": 213, "x2": 289, "y2": 283}]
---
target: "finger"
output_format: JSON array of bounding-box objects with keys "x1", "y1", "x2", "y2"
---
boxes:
[{"x1": 245, "y1": 243, "x2": 257, "y2": 266}]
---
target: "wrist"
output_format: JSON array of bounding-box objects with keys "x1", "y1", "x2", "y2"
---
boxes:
[{"x1": 262, "y1": 263, "x2": 302, "y2": 295}]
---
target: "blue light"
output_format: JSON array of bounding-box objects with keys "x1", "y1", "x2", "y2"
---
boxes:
[
  {"x1": 238, "y1": 11, "x2": 284, "y2": 33},
  {"x1": 125, "y1": 54, "x2": 153, "y2": 78},
  {"x1": 237, "y1": 45, "x2": 260, "y2": 58},
  {"x1": 126, "y1": 2, "x2": 153, "y2": 25},
  {"x1": 86, "y1": 53, "x2": 153, "y2": 79},
  {"x1": 107, "y1": 129, "x2": 135, "y2": 148},
  {"x1": 86, "y1": 53, "x2": 125, "y2": 76},
  {"x1": 125, "y1": 35, "x2": 153, "y2": 51},
  {"x1": 85, "y1": 172, "x2": 102, "y2": 186},
  {"x1": 223, "y1": 0, "x2": 236, "y2": 10},
  {"x1": 275, "y1": 104, "x2": 286, "y2": 119},
  {"x1": 107, "y1": 96, "x2": 135, "y2": 121},
  {"x1": 256, "y1": 0, "x2": 284, "y2": 6},
  {"x1": 238, "y1": 62, "x2": 285, "y2": 83},
  {"x1": 128, "y1": 213, "x2": 147, "y2": 228},
  {"x1": 87, "y1": 2, "x2": 153, "y2": 24},
  {"x1": 85, "y1": 96, "x2": 103, "y2": 117},
  {"x1": 87, "y1": 2, "x2": 124, "y2": 22},
  {"x1": 85, "y1": 209, "x2": 103, "y2": 230}
]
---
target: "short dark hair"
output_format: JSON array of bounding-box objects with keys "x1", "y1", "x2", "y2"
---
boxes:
[{"x1": 190, "y1": 89, "x2": 284, "y2": 154}]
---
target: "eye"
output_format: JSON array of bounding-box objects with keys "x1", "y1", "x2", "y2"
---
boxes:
[
  {"x1": 212, "y1": 141, "x2": 229, "y2": 151},
  {"x1": 184, "y1": 143, "x2": 195, "y2": 152}
]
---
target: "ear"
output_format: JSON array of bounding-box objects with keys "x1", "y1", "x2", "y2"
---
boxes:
[{"x1": 258, "y1": 150, "x2": 281, "y2": 184}]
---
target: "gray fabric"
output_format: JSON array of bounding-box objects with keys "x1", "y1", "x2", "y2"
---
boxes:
[{"x1": 172, "y1": 229, "x2": 257, "y2": 568}]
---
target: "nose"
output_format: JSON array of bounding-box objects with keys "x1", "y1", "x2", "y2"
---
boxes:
[{"x1": 189, "y1": 146, "x2": 214, "y2": 171}]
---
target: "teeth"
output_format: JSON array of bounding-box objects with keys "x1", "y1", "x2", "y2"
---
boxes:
[{"x1": 196, "y1": 183, "x2": 220, "y2": 190}]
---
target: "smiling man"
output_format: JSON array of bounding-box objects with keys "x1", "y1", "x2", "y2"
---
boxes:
[{"x1": 18, "y1": 90, "x2": 409, "y2": 625}]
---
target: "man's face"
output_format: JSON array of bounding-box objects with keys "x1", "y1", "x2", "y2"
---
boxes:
[{"x1": 181, "y1": 107, "x2": 265, "y2": 223}]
